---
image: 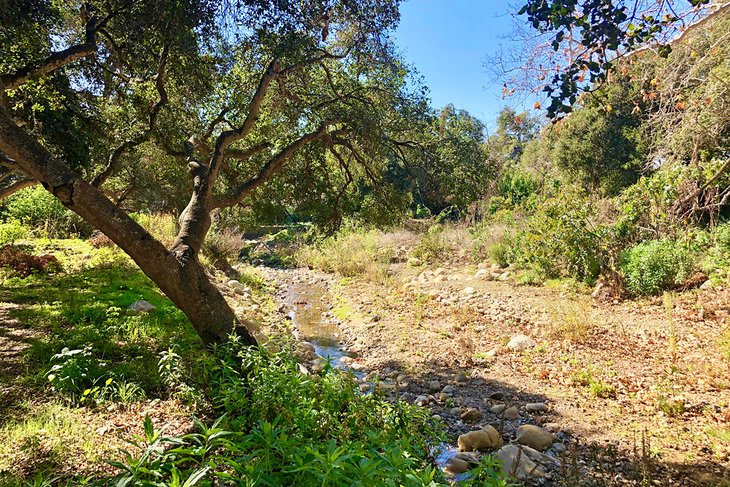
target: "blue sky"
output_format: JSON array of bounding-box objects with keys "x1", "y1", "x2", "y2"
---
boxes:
[{"x1": 393, "y1": 0, "x2": 526, "y2": 128}]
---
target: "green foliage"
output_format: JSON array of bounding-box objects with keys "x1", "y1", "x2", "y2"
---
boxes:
[
  {"x1": 297, "y1": 226, "x2": 392, "y2": 280},
  {"x1": 1, "y1": 186, "x2": 88, "y2": 237},
  {"x1": 111, "y1": 343, "x2": 453, "y2": 486},
  {"x1": 0, "y1": 220, "x2": 28, "y2": 246},
  {"x1": 570, "y1": 366, "x2": 616, "y2": 398},
  {"x1": 621, "y1": 239, "x2": 695, "y2": 296},
  {"x1": 46, "y1": 345, "x2": 107, "y2": 403},
  {"x1": 411, "y1": 225, "x2": 447, "y2": 264}
]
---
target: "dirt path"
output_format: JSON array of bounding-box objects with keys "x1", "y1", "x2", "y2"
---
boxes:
[{"x1": 261, "y1": 261, "x2": 730, "y2": 485}]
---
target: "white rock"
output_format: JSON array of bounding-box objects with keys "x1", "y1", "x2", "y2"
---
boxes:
[
  {"x1": 507, "y1": 335, "x2": 537, "y2": 351},
  {"x1": 228, "y1": 280, "x2": 247, "y2": 295},
  {"x1": 475, "y1": 269, "x2": 489, "y2": 280},
  {"x1": 129, "y1": 300, "x2": 155, "y2": 313}
]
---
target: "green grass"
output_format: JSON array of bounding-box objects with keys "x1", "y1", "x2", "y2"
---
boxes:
[{"x1": 0, "y1": 239, "x2": 201, "y2": 401}]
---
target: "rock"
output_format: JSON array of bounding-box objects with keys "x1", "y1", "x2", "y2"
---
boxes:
[
  {"x1": 496, "y1": 444, "x2": 552, "y2": 480},
  {"x1": 498, "y1": 271, "x2": 510, "y2": 281},
  {"x1": 475, "y1": 269, "x2": 489, "y2": 280},
  {"x1": 415, "y1": 395, "x2": 430, "y2": 407},
  {"x1": 544, "y1": 422, "x2": 561, "y2": 433},
  {"x1": 441, "y1": 385, "x2": 456, "y2": 395},
  {"x1": 407, "y1": 257, "x2": 422, "y2": 267},
  {"x1": 490, "y1": 404, "x2": 507, "y2": 414},
  {"x1": 447, "y1": 407, "x2": 462, "y2": 417},
  {"x1": 516, "y1": 425, "x2": 555, "y2": 451},
  {"x1": 460, "y1": 408, "x2": 482, "y2": 422},
  {"x1": 228, "y1": 279, "x2": 247, "y2": 295},
  {"x1": 457, "y1": 425, "x2": 502, "y2": 452},
  {"x1": 455, "y1": 452, "x2": 481, "y2": 464},
  {"x1": 438, "y1": 392, "x2": 450, "y2": 402},
  {"x1": 129, "y1": 300, "x2": 155, "y2": 312},
  {"x1": 478, "y1": 262, "x2": 490, "y2": 270},
  {"x1": 297, "y1": 363, "x2": 310, "y2": 376},
  {"x1": 503, "y1": 406, "x2": 520, "y2": 420},
  {"x1": 434, "y1": 267, "x2": 448, "y2": 276},
  {"x1": 427, "y1": 380, "x2": 441, "y2": 392},
  {"x1": 444, "y1": 457, "x2": 470, "y2": 475},
  {"x1": 526, "y1": 402, "x2": 548, "y2": 413},
  {"x1": 490, "y1": 392, "x2": 504, "y2": 401},
  {"x1": 462, "y1": 287, "x2": 476, "y2": 295},
  {"x1": 507, "y1": 334, "x2": 537, "y2": 351}
]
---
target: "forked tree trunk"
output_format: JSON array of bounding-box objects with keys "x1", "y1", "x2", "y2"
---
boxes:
[{"x1": 0, "y1": 107, "x2": 257, "y2": 347}]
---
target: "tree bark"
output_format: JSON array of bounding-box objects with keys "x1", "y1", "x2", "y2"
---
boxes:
[{"x1": 0, "y1": 106, "x2": 256, "y2": 347}]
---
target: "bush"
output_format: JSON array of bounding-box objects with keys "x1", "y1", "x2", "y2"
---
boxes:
[
  {"x1": 411, "y1": 225, "x2": 447, "y2": 264},
  {"x1": 0, "y1": 220, "x2": 28, "y2": 246},
  {"x1": 1, "y1": 186, "x2": 89, "y2": 237},
  {"x1": 110, "y1": 343, "x2": 458, "y2": 486},
  {"x1": 297, "y1": 227, "x2": 392, "y2": 280},
  {"x1": 621, "y1": 239, "x2": 696, "y2": 295}
]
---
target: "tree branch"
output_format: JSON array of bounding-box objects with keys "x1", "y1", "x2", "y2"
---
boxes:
[
  {"x1": 0, "y1": 178, "x2": 36, "y2": 200},
  {"x1": 0, "y1": 4, "x2": 118, "y2": 92},
  {"x1": 91, "y1": 45, "x2": 170, "y2": 187},
  {"x1": 211, "y1": 121, "x2": 337, "y2": 209}
]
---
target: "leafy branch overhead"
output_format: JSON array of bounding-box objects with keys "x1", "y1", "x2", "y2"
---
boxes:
[{"x1": 517, "y1": 0, "x2": 718, "y2": 118}]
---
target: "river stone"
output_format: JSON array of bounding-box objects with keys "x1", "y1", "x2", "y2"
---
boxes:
[
  {"x1": 129, "y1": 300, "x2": 155, "y2": 312},
  {"x1": 503, "y1": 406, "x2": 520, "y2": 420},
  {"x1": 457, "y1": 425, "x2": 502, "y2": 452},
  {"x1": 444, "y1": 457, "x2": 470, "y2": 475},
  {"x1": 447, "y1": 407, "x2": 462, "y2": 417},
  {"x1": 526, "y1": 402, "x2": 548, "y2": 413},
  {"x1": 455, "y1": 452, "x2": 481, "y2": 464},
  {"x1": 490, "y1": 404, "x2": 506, "y2": 414},
  {"x1": 441, "y1": 385, "x2": 456, "y2": 395},
  {"x1": 516, "y1": 425, "x2": 555, "y2": 451},
  {"x1": 475, "y1": 269, "x2": 489, "y2": 280},
  {"x1": 507, "y1": 335, "x2": 537, "y2": 351},
  {"x1": 415, "y1": 395, "x2": 430, "y2": 407},
  {"x1": 460, "y1": 408, "x2": 482, "y2": 422},
  {"x1": 496, "y1": 445, "x2": 550, "y2": 480},
  {"x1": 227, "y1": 279, "x2": 247, "y2": 295},
  {"x1": 428, "y1": 380, "x2": 441, "y2": 392}
]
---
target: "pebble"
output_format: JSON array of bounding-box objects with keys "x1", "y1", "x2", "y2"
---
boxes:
[
  {"x1": 503, "y1": 406, "x2": 520, "y2": 420},
  {"x1": 526, "y1": 402, "x2": 548, "y2": 412}
]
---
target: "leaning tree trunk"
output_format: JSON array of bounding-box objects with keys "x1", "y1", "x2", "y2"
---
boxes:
[{"x1": 0, "y1": 106, "x2": 257, "y2": 347}]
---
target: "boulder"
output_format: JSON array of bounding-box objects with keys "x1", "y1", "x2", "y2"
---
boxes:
[
  {"x1": 457, "y1": 425, "x2": 502, "y2": 452},
  {"x1": 516, "y1": 424, "x2": 555, "y2": 451},
  {"x1": 129, "y1": 300, "x2": 155, "y2": 313},
  {"x1": 460, "y1": 408, "x2": 482, "y2": 422},
  {"x1": 496, "y1": 444, "x2": 553, "y2": 480},
  {"x1": 443, "y1": 457, "x2": 470, "y2": 475},
  {"x1": 507, "y1": 335, "x2": 537, "y2": 351},
  {"x1": 503, "y1": 406, "x2": 520, "y2": 420}
]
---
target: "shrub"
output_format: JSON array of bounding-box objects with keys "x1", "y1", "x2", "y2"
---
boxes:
[
  {"x1": 110, "y1": 343, "x2": 457, "y2": 486},
  {"x1": 0, "y1": 220, "x2": 28, "y2": 246},
  {"x1": 411, "y1": 225, "x2": 447, "y2": 264},
  {"x1": 46, "y1": 345, "x2": 108, "y2": 403},
  {"x1": 297, "y1": 228, "x2": 392, "y2": 280},
  {"x1": 487, "y1": 242, "x2": 511, "y2": 268},
  {"x1": 2, "y1": 186, "x2": 89, "y2": 237},
  {"x1": 621, "y1": 239, "x2": 695, "y2": 295}
]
